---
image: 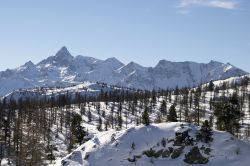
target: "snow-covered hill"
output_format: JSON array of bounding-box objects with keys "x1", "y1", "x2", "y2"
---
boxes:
[
  {"x1": 1, "y1": 81, "x2": 135, "y2": 102},
  {"x1": 2, "y1": 82, "x2": 100, "y2": 101},
  {"x1": 55, "y1": 123, "x2": 250, "y2": 166},
  {"x1": 0, "y1": 46, "x2": 248, "y2": 96}
]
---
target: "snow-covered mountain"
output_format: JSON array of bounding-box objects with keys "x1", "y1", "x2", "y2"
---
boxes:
[{"x1": 0, "y1": 46, "x2": 248, "y2": 96}]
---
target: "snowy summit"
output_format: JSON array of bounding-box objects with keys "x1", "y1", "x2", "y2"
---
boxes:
[{"x1": 0, "y1": 47, "x2": 247, "y2": 96}]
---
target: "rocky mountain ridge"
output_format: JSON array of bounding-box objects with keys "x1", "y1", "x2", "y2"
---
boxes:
[{"x1": 0, "y1": 46, "x2": 247, "y2": 96}]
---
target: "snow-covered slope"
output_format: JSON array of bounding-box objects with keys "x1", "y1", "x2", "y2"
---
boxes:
[
  {"x1": 56, "y1": 122, "x2": 250, "y2": 166},
  {"x1": 1, "y1": 81, "x2": 128, "y2": 101},
  {"x1": 0, "y1": 47, "x2": 247, "y2": 96}
]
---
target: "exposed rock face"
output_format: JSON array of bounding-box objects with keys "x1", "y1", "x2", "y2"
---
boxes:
[{"x1": 184, "y1": 146, "x2": 209, "y2": 164}]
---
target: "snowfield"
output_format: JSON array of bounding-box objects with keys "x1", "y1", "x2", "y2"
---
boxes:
[{"x1": 54, "y1": 123, "x2": 250, "y2": 166}]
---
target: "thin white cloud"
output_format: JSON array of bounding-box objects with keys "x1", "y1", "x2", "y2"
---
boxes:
[
  {"x1": 178, "y1": 9, "x2": 191, "y2": 14},
  {"x1": 178, "y1": 0, "x2": 238, "y2": 10}
]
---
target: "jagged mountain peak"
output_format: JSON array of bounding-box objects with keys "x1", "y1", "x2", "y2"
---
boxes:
[
  {"x1": 156, "y1": 59, "x2": 197, "y2": 67},
  {"x1": 105, "y1": 57, "x2": 119, "y2": 62},
  {"x1": 38, "y1": 47, "x2": 74, "y2": 67},
  {"x1": 16, "y1": 61, "x2": 37, "y2": 73},
  {"x1": 0, "y1": 47, "x2": 248, "y2": 96},
  {"x1": 127, "y1": 61, "x2": 142, "y2": 66},
  {"x1": 103, "y1": 57, "x2": 124, "y2": 66},
  {"x1": 55, "y1": 46, "x2": 72, "y2": 58},
  {"x1": 74, "y1": 55, "x2": 100, "y2": 64},
  {"x1": 157, "y1": 59, "x2": 171, "y2": 64},
  {"x1": 54, "y1": 46, "x2": 74, "y2": 62},
  {"x1": 103, "y1": 57, "x2": 123, "y2": 69},
  {"x1": 122, "y1": 61, "x2": 146, "y2": 71},
  {"x1": 23, "y1": 61, "x2": 35, "y2": 68},
  {"x1": 155, "y1": 59, "x2": 178, "y2": 68},
  {"x1": 208, "y1": 60, "x2": 224, "y2": 66}
]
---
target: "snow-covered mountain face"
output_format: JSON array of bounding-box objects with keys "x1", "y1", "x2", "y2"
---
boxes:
[{"x1": 0, "y1": 47, "x2": 248, "y2": 96}]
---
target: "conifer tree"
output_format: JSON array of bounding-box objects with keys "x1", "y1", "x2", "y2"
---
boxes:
[
  {"x1": 214, "y1": 93, "x2": 243, "y2": 135},
  {"x1": 168, "y1": 104, "x2": 178, "y2": 122},
  {"x1": 208, "y1": 80, "x2": 214, "y2": 92},
  {"x1": 80, "y1": 106, "x2": 85, "y2": 115},
  {"x1": 71, "y1": 113, "x2": 86, "y2": 145},
  {"x1": 142, "y1": 106, "x2": 150, "y2": 126},
  {"x1": 196, "y1": 120, "x2": 213, "y2": 143},
  {"x1": 160, "y1": 100, "x2": 167, "y2": 116},
  {"x1": 194, "y1": 89, "x2": 201, "y2": 125},
  {"x1": 155, "y1": 112, "x2": 162, "y2": 123},
  {"x1": 97, "y1": 116, "x2": 102, "y2": 131},
  {"x1": 88, "y1": 110, "x2": 92, "y2": 122}
]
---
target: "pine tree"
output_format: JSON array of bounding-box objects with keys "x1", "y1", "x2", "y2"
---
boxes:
[
  {"x1": 194, "y1": 89, "x2": 201, "y2": 125},
  {"x1": 151, "y1": 90, "x2": 157, "y2": 107},
  {"x1": 161, "y1": 138, "x2": 166, "y2": 147},
  {"x1": 213, "y1": 92, "x2": 243, "y2": 135},
  {"x1": 97, "y1": 116, "x2": 102, "y2": 131},
  {"x1": 131, "y1": 142, "x2": 135, "y2": 150},
  {"x1": 160, "y1": 100, "x2": 167, "y2": 116},
  {"x1": 71, "y1": 113, "x2": 86, "y2": 145},
  {"x1": 104, "y1": 120, "x2": 108, "y2": 131},
  {"x1": 196, "y1": 120, "x2": 213, "y2": 143},
  {"x1": 208, "y1": 80, "x2": 214, "y2": 92},
  {"x1": 155, "y1": 112, "x2": 162, "y2": 123},
  {"x1": 88, "y1": 110, "x2": 92, "y2": 122},
  {"x1": 168, "y1": 104, "x2": 178, "y2": 122},
  {"x1": 80, "y1": 106, "x2": 85, "y2": 115},
  {"x1": 118, "y1": 114, "x2": 123, "y2": 129},
  {"x1": 142, "y1": 106, "x2": 150, "y2": 126},
  {"x1": 96, "y1": 103, "x2": 101, "y2": 115}
]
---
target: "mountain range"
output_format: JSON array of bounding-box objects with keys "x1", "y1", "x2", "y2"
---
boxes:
[{"x1": 0, "y1": 46, "x2": 248, "y2": 96}]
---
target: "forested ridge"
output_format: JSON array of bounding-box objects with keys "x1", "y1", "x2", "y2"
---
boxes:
[{"x1": 0, "y1": 76, "x2": 249, "y2": 165}]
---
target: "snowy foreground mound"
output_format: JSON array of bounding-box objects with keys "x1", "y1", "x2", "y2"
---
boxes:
[{"x1": 55, "y1": 123, "x2": 250, "y2": 166}]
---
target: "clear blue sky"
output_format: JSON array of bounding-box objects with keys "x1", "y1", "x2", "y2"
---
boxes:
[{"x1": 0, "y1": 0, "x2": 249, "y2": 72}]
